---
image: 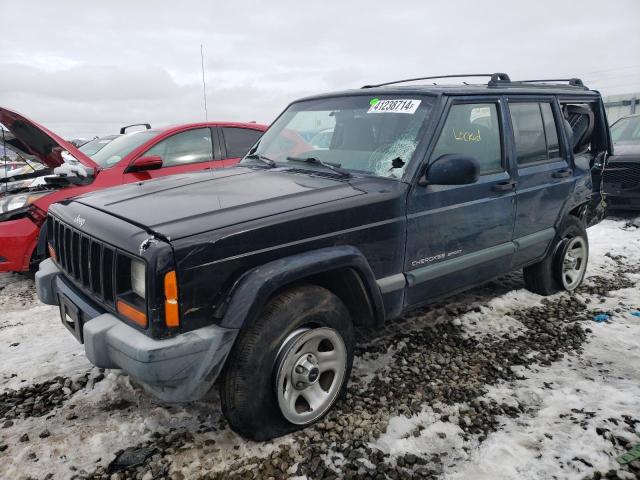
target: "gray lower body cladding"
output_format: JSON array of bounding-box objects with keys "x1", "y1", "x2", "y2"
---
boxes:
[{"x1": 35, "y1": 258, "x2": 238, "y2": 402}]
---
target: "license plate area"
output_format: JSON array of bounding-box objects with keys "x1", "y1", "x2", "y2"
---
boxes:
[{"x1": 59, "y1": 293, "x2": 84, "y2": 343}]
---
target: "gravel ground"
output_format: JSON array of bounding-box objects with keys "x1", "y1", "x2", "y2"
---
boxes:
[{"x1": 0, "y1": 216, "x2": 639, "y2": 480}]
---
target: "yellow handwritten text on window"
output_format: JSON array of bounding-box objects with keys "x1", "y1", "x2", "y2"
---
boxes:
[{"x1": 452, "y1": 128, "x2": 482, "y2": 142}]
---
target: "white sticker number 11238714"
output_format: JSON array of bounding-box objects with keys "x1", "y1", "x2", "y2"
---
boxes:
[{"x1": 367, "y1": 98, "x2": 421, "y2": 114}]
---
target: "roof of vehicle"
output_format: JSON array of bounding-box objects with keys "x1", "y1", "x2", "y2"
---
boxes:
[
  {"x1": 150, "y1": 121, "x2": 268, "y2": 134},
  {"x1": 90, "y1": 122, "x2": 267, "y2": 140},
  {"x1": 296, "y1": 73, "x2": 601, "y2": 103}
]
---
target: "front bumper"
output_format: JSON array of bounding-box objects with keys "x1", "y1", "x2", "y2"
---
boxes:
[
  {"x1": 0, "y1": 217, "x2": 39, "y2": 272},
  {"x1": 36, "y1": 258, "x2": 238, "y2": 402}
]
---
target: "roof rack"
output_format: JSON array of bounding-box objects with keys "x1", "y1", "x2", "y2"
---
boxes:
[
  {"x1": 120, "y1": 123, "x2": 151, "y2": 134},
  {"x1": 361, "y1": 73, "x2": 588, "y2": 90},
  {"x1": 517, "y1": 78, "x2": 585, "y2": 87},
  {"x1": 361, "y1": 73, "x2": 511, "y2": 89}
]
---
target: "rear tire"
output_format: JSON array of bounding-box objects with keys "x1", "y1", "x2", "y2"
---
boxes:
[
  {"x1": 220, "y1": 284, "x2": 354, "y2": 441},
  {"x1": 523, "y1": 216, "x2": 588, "y2": 296}
]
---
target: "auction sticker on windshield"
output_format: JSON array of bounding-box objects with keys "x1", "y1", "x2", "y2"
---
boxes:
[{"x1": 368, "y1": 98, "x2": 421, "y2": 114}]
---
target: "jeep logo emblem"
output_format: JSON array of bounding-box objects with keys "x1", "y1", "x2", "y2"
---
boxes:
[{"x1": 73, "y1": 215, "x2": 86, "y2": 228}]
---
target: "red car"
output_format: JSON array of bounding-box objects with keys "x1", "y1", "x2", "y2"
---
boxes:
[{"x1": 0, "y1": 107, "x2": 267, "y2": 272}]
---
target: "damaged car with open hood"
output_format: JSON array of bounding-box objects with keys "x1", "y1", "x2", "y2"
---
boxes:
[
  {"x1": 0, "y1": 107, "x2": 266, "y2": 272},
  {"x1": 35, "y1": 74, "x2": 609, "y2": 441}
]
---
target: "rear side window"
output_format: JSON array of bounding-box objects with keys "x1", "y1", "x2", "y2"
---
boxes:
[
  {"x1": 510, "y1": 103, "x2": 547, "y2": 165},
  {"x1": 222, "y1": 127, "x2": 263, "y2": 158},
  {"x1": 430, "y1": 103, "x2": 503, "y2": 174},
  {"x1": 145, "y1": 128, "x2": 213, "y2": 167},
  {"x1": 510, "y1": 102, "x2": 561, "y2": 165}
]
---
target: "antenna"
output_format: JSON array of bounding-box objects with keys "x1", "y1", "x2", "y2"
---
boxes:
[
  {"x1": 2, "y1": 125, "x2": 6, "y2": 180},
  {"x1": 200, "y1": 44, "x2": 209, "y2": 121}
]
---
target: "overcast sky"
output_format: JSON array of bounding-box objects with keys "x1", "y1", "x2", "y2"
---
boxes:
[{"x1": 1, "y1": 0, "x2": 639, "y2": 138}]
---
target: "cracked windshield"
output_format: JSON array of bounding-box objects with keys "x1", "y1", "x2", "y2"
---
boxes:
[{"x1": 246, "y1": 95, "x2": 433, "y2": 178}]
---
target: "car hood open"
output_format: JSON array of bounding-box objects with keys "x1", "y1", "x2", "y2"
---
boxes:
[
  {"x1": 73, "y1": 167, "x2": 366, "y2": 240},
  {"x1": 0, "y1": 107, "x2": 98, "y2": 169}
]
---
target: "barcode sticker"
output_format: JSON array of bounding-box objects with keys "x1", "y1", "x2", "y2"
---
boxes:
[{"x1": 368, "y1": 98, "x2": 421, "y2": 114}]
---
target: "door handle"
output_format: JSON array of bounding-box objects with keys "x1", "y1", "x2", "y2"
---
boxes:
[
  {"x1": 552, "y1": 169, "x2": 572, "y2": 178},
  {"x1": 492, "y1": 180, "x2": 517, "y2": 192}
]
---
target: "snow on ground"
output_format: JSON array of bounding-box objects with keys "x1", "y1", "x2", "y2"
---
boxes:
[
  {"x1": 444, "y1": 284, "x2": 640, "y2": 480},
  {"x1": 0, "y1": 216, "x2": 639, "y2": 479},
  {"x1": 0, "y1": 304, "x2": 90, "y2": 391},
  {"x1": 373, "y1": 217, "x2": 640, "y2": 479}
]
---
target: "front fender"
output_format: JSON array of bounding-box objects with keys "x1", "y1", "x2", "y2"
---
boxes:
[{"x1": 218, "y1": 245, "x2": 385, "y2": 329}]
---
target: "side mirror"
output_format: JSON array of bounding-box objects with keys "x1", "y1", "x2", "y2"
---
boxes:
[
  {"x1": 126, "y1": 155, "x2": 163, "y2": 173},
  {"x1": 419, "y1": 154, "x2": 480, "y2": 186}
]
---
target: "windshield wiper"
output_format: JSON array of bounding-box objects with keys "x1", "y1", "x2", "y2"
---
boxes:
[
  {"x1": 244, "y1": 153, "x2": 276, "y2": 168},
  {"x1": 286, "y1": 156, "x2": 351, "y2": 177}
]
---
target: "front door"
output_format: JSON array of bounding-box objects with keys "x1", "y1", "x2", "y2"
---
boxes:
[
  {"x1": 123, "y1": 127, "x2": 216, "y2": 183},
  {"x1": 405, "y1": 97, "x2": 516, "y2": 307}
]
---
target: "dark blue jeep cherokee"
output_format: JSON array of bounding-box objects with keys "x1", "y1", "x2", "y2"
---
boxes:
[{"x1": 36, "y1": 73, "x2": 610, "y2": 440}]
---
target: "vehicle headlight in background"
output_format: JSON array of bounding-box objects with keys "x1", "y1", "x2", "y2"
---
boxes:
[
  {"x1": 0, "y1": 192, "x2": 46, "y2": 214},
  {"x1": 130, "y1": 259, "x2": 146, "y2": 298}
]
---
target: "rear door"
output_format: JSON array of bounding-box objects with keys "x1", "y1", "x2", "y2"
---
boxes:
[
  {"x1": 218, "y1": 126, "x2": 263, "y2": 167},
  {"x1": 404, "y1": 96, "x2": 517, "y2": 307},
  {"x1": 507, "y1": 97, "x2": 574, "y2": 266}
]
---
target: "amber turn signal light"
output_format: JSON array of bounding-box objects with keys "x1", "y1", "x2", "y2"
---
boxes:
[
  {"x1": 117, "y1": 300, "x2": 148, "y2": 328},
  {"x1": 164, "y1": 270, "x2": 179, "y2": 328}
]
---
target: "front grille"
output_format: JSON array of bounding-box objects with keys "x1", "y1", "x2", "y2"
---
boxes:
[
  {"x1": 604, "y1": 162, "x2": 640, "y2": 189},
  {"x1": 48, "y1": 216, "x2": 117, "y2": 308}
]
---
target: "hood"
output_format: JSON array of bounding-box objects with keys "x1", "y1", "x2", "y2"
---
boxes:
[
  {"x1": 0, "y1": 107, "x2": 98, "y2": 169},
  {"x1": 612, "y1": 141, "x2": 640, "y2": 159},
  {"x1": 74, "y1": 167, "x2": 366, "y2": 240}
]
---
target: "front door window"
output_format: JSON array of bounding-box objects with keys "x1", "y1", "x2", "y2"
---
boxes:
[
  {"x1": 430, "y1": 103, "x2": 503, "y2": 174},
  {"x1": 145, "y1": 128, "x2": 213, "y2": 167}
]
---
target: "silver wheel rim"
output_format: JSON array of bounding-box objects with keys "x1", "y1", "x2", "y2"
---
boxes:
[
  {"x1": 561, "y1": 236, "x2": 587, "y2": 290},
  {"x1": 274, "y1": 327, "x2": 347, "y2": 425}
]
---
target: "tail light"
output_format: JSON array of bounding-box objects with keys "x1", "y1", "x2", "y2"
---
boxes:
[{"x1": 27, "y1": 205, "x2": 47, "y2": 226}]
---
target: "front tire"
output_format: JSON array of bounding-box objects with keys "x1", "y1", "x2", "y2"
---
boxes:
[
  {"x1": 523, "y1": 216, "x2": 589, "y2": 295},
  {"x1": 220, "y1": 284, "x2": 354, "y2": 441}
]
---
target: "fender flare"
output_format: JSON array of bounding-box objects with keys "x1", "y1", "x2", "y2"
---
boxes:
[{"x1": 218, "y1": 246, "x2": 385, "y2": 329}]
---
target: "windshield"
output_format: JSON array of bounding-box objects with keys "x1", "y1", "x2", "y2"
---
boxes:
[
  {"x1": 244, "y1": 95, "x2": 434, "y2": 178},
  {"x1": 79, "y1": 135, "x2": 120, "y2": 156},
  {"x1": 610, "y1": 116, "x2": 640, "y2": 143},
  {"x1": 91, "y1": 130, "x2": 158, "y2": 167}
]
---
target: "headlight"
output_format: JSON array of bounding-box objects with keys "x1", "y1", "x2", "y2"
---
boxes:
[
  {"x1": 0, "y1": 192, "x2": 46, "y2": 214},
  {"x1": 130, "y1": 260, "x2": 146, "y2": 298}
]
